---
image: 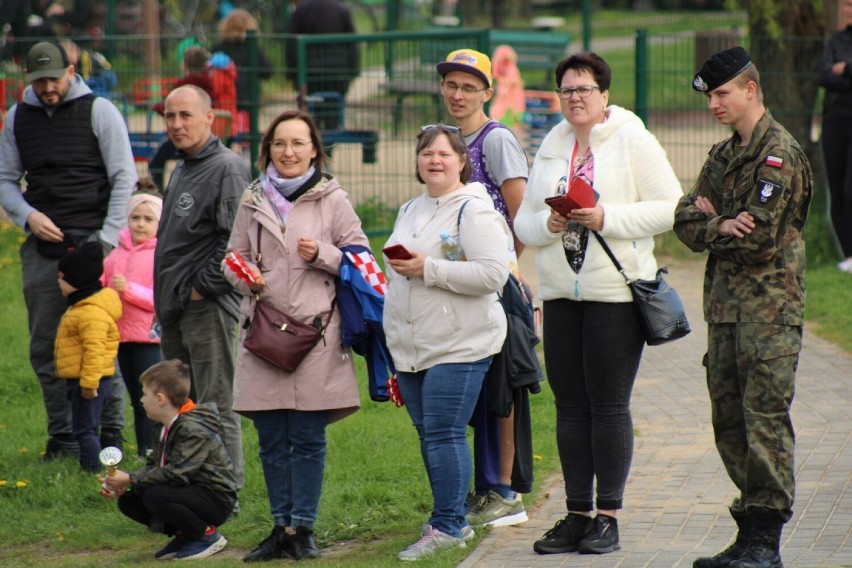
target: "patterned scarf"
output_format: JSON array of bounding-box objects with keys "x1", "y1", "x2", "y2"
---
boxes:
[{"x1": 261, "y1": 164, "x2": 317, "y2": 224}]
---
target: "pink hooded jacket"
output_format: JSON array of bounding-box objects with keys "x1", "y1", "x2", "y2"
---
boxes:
[{"x1": 102, "y1": 228, "x2": 159, "y2": 344}]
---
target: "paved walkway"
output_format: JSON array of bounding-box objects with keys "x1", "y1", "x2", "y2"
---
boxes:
[{"x1": 460, "y1": 256, "x2": 852, "y2": 568}]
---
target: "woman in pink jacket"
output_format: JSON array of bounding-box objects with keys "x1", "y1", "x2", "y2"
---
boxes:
[{"x1": 102, "y1": 183, "x2": 163, "y2": 460}]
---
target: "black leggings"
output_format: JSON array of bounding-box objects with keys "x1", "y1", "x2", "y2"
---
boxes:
[
  {"x1": 542, "y1": 299, "x2": 645, "y2": 512},
  {"x1": 821, "y1": 114, "x2": 852, "y2": 257},
  {"x1": 118, "y1": 484, "x2": 232, "y2": 539}
]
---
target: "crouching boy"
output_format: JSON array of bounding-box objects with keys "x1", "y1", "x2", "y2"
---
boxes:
[{"x1": 100, "y1": 359, "x2": 237, "y2": 560}]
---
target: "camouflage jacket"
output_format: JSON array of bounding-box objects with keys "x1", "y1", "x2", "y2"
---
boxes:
[
  {"x1": 129, "y1": 403, "x2": 237, "y2": 512},
  {"x1": 673, "y1": 110, "x2": 812, "y2": 325}
]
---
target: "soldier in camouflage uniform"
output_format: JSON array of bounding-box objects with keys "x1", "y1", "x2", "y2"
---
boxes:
[{"x1": 674, "y1": 47, "x2": 812, "y2": 568}]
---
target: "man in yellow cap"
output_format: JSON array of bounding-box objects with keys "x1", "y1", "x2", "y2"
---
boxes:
[{"x1": 436, "y1": 48, "x2": 537, "y2": 529}]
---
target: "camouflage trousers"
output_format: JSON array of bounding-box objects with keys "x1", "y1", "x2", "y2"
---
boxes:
[{"x1": 704, "y1": 322, "x2": 801, "y2": 522}]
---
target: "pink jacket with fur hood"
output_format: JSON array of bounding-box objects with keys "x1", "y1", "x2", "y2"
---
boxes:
[{"x1": 102, "y1": 228, "x2": 159, "y2": 344}]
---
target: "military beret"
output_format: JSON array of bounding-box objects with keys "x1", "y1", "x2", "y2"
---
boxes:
[{"x1": 692, "y1": 46, "x2": 751, "y2": 93}]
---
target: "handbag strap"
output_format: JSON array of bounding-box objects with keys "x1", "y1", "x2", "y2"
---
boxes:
[{"x1": 591, "y1": 231, "x2": 632, "y2": 285}]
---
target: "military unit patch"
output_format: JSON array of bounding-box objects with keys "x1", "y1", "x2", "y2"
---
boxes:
[{"x1": 757, "y1": 180, "x2": 781, "y2": 204}]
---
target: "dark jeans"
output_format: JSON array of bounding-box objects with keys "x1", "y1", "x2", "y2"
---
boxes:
[
  {"x1": 252, "y1": 409, "x2": 329, "y2": 529},
  {"x1": 118, "y1": 484, "x2": 232, "y2": 540},
  {"x1": 118, "y1": 342, "x2": 162, "y2": 457},
  {"x1": 66, "y1": 377, "x2": 114, "y2": 472},
  {"x1": 542, "y1": 299, "x2": 645, "y2": 512},
  {"x1": 821, "y1": 114, "x2": 852, "y2": 256}
]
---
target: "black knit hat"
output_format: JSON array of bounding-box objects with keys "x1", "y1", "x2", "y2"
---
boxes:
[
  {"x1": 692, "y1": 46, "x2": 751, "y2": 93},
  {"x1": 58, "y1": 242, "x2": 104, "y2": 289}
]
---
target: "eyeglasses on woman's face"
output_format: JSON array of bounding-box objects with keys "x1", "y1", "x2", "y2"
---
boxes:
[
  {"x1": 441, "y1": 81, "x2": 488, "y2": 96},
  {"x1": 555, "y1": 85, "x2": 601, "y2": 99},
  {"x1": 270, "y1": 139, "x2": 312, "y2": 153}
]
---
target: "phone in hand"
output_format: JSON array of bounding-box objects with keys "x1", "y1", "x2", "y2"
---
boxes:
[{"x1": 382, "y1": 244, "x2": 413, "y2": 260}]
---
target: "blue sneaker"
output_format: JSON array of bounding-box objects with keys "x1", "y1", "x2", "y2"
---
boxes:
[
  {"x1": 154, "y1": 534, "x2": 185, "y2": 560},
  {"x1": 173, "y1": 528, "x2": 227, "y2": 560}
]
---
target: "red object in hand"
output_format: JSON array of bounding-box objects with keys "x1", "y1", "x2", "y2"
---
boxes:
[
  {"x1": 224, "y1": 251, "x2": 257, "y2": 286},
  {"x1": 386, "y1": 375, "x2": 404, "y2": 407},
  {"x1": 545, "y1": 177, "x2": 599, "y2": 216}
]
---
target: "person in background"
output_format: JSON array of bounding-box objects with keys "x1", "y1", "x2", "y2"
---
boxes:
[
  {"x1": 514, "y1": 52, "x2": 682, "y2": 556},
  {"x1": 58, "y1": 38, "x2": 118, "y2": 97},
  {"x1": 211, "y1": 7, "x2": 272, "y2": 131},
  {"x1": 102, "y1": 180, "x2": 163, "y2": 460},
  {"x1": 286, "y1": 0, "x2": 360, "y2": 130},
  {"x1": 490, "y1": 45, "x2": 526, "y2": 131},
  {"x1": 0, "y1": 41, "x2": 136, "y2": 461},
  {"x1": 55, "y1": 242, "x2": 122, "y2": 473},
  {"x1": 383, "y1": 124, "x2": 510, "y2": 561},
  {"x1": 818, "y1": 0, "x2": 852, "y2": 273},
  {"x1": 224, "y1": 110, "x2": 368, "y2": 562},
  {"x1": 101, "y1": 359, "x2": 237, "y2": 561},
  {"x1": 435, "y1": 47, "x2": 533, "y2": 529},
  {"x1": 675, "y1": 46, "x2": 812, "y2": 568},
  {"x1": 153, "y1": 85, "x2": 252, "y2": 495}
]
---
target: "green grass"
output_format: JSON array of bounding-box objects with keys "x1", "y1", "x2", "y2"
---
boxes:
[{"x1": 0, "y1": 225, "x2": 559, "y2": 567}]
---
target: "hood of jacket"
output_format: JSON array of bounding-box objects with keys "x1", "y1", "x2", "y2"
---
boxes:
[
  {"x1": 117, "y1": 227, "x2": 157, "y2": 253},
  {"x1": 77, "y1": 287, "x2": 123, "y2": 321},
  {"x1": 178, "y1": 402, "x2": 222, "y2": 434},
  {"x1": 536, "y1": 105, "x2": 644, "y2": 159}
]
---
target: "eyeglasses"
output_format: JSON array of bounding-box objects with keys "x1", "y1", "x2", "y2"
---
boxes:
[
  {"x1": 442, "y1": 81, "x2": 488, "y2": 96},
  {"x1": 555, "y1": 85, "x2": 601, "y2": 99},
  {"x1": 420, "y1": 124, "x2": 461, "y2": 133},
  {"x1": 270, "y1": 139, "x2": 312, "y2": 153}
]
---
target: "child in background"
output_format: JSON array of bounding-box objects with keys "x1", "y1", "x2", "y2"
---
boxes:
[
  {"x1": 100, "y1": 360, "x2": 237, "y2": 561},
  {"x1": 55, "y1": 242, "x2": 122, "y2": 473},
  {"x1": 103, "y1": 179, "x2": 163, "y2": 460}
]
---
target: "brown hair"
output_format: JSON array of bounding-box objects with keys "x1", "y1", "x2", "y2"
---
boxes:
[
  {"x1": 414, "y1": 125, "x2": 471, "y2": 184},
  {"x1": 135, "y1": 175, "x2": 161, "y2": 196},
  {"x1": 554, "y1": 52, "x2": 612, "y2": 91},
  {"x1": 257, "y1": 110, "x2": 328, "y2": 173},
  {"x1": 217, "y1": 8, "x2": 259, "y2": 43},
  {"x1": 183, "y1": 46, "x2": 211, "y2": 74},
  {"x1": 140, "y1": 360, "x2": 191, "y2": 408}
]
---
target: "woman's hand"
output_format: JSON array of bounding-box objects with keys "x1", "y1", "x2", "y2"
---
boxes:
[
  {"x1": 387, "y1": 250, "x2": 425, "y2": 278},
  {"x1": 297, "y1": 237, "x2": 319, "y2": 263},
  {"x1": 248, "y1": 266, "x2": 266, "y2": 293},
  {"x1": 547, "y1": 210, "x2": 569, "y2": 233},
  {"x1": 567, "y1": 204, "x2": 604, "y2": 232},
  {"x1": 111, "y1": 274, "x2": 127, "y2": 293}
]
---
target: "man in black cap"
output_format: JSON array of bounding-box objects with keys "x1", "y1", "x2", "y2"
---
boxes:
[
  {"x1": 0, "y1": 41, "x2": 137, "y2": 460},
  {"x1": 674, "y1": 47, "x2": 812, "y2": 568}
]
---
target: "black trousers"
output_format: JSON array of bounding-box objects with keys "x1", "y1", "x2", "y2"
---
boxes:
[
  {"x1": 117, "y1": 484, "x2": 232, "y2": 540},
  {"x1": 821, "y1": 113, "x2": 852, "y2": 256}
]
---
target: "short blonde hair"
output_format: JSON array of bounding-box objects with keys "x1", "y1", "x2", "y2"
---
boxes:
[{"x1": 217, "y1": 8, "x2": 259, "y2": 43}]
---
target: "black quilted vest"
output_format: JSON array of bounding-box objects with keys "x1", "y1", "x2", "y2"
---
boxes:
[{"x1": 15, "y1": 94, "x2": 110, "y2": 230}]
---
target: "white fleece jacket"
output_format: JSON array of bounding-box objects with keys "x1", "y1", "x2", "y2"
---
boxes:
[
  {"x1": 383, "y1": 182, "x2": 510, "y2": 373},
  {"x1": 514, "y1": 105, "x2": 684, "y2": 303}
]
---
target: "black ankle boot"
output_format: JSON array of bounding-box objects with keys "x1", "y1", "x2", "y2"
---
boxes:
[
  {"x1": 730, "y1": 510, "x2": 784, "y2": 568},
  {"x1": 294, "y1": 526, "x2": 320, "y2": 559},
  {"x1": 43, "y1": 435, "x2": 80, "y2": 461},
  {"x1": 243, "y1": 525, "x2": 296, "y2": 563},
  {"x1": 694, "y1": 509, "x2": 749, "y2": 568},
  {"x1": 99, "y1": 428, "x2": 124, "y2": 452}
]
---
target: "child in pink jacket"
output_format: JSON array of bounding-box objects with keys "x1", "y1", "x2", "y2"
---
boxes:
[{"x1": 103, "y1": 180, "x2": 163, "y2": 459}]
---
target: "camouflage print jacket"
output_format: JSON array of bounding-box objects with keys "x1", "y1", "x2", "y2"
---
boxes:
[
  {"x1": 129, "y1": 403, "x2": 237, "y2": 512},
  {"x1": 673, "y1": 110, "x2": 812, "y2": 325}
]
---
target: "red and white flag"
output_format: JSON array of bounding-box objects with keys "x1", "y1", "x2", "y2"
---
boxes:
[
  {"x1": 766, "y1": 155, "x2": 784, "y2": 168},
  {"x1": 346, "y1": 250, "x2": 388, "y2": 296}
]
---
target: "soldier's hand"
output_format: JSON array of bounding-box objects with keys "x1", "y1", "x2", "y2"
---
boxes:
[
  {"x1": 719, "y1": 211, "x2": 755, "y2": 239},
  {"x1": 694, "y1": 196, "x2": 717, "y2": 216},
  {"x1": 27, "y1": 211, "x2": 64, "y2": 243}
]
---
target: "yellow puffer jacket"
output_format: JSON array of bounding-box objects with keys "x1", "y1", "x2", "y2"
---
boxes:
[{"x1": 55, "y1": 288, "x2": 122, "y2": 390}]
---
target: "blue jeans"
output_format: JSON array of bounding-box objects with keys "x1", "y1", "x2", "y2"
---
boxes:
[
  {"x1": 118, "y1": 343, "x2": 162, "y2": 457},
  {"x1": 67, "y1": 377, "x2": 114, "y2": 472},
  {"x1": 251, "y1": 409, "x2": 329, "y2": 529},
  {"x1": 396, "y1": 358, "x2": 491, "y2": 537}
]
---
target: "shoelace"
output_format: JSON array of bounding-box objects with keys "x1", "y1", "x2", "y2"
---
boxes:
[{"x1": 409, "y1": 529, "x2": 438, "y2": 548}]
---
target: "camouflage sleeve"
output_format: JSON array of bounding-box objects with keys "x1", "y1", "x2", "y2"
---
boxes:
[
  {"x1": 129, "y1": 429, "x2": 212, "y2": 489},
  {"x1": 705, "y1": 149, "x2": 805, "y2": 265},
  {"x1": 673, "y1": 159, "x2": 719, "y2": 252}
]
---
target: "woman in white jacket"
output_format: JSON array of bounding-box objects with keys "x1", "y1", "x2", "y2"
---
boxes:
[
  {"x1": 514, "y1": 53, "x2": 683, "y2": 556},
  {"x1": 383, "y1": 124, "x2": 510, "y2": 561}
]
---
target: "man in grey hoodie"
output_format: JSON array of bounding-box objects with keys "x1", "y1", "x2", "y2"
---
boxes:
[{"x1": 0, "y1": 41, "x2": 137, "y2": 460}]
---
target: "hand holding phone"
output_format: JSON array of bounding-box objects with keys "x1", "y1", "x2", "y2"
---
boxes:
[
  {"x1": 382, "y1": 244, "x2": 413, "y2": 260},
  {"x1": 545, "y1": 177, "x2": 599, "y2": 216}
]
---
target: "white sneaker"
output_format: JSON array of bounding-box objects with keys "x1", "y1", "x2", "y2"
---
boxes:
[
  {"x1": 466, "y1": 490, "x2": 529, "y2": 527},
  {"x1": 398, "y1": 524, "x2": 466, "y2": 561},
  {"x1": 838, "y1": 258, "x2": 852, "y2": 273}
]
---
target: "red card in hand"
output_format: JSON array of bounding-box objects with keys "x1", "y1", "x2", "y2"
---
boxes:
[
  {"x1": 545, "y1": 177, "x2": 599, "y2": 216},
  {"x1": 224, "y1": 251, "x2": 257, "y2": 286}
]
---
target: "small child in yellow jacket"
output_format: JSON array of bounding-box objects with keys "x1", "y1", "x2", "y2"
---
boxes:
[{"x1": 55, "y1": 242, "x2": 122, "y2": 473}]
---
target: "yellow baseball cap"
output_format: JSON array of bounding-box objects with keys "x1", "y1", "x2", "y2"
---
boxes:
[{"x1": 437, "y1": 49, "x2": 492, "y2": 87}]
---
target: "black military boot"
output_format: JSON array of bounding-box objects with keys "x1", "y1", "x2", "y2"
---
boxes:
[
  {"x1": 693, "y1": 509, "x2": 749, "y2": 568},
  {"x1": 99, "y1": 427, "x2": 124, "y2": 453},
  {"x1": 294, "y1": 526, "x2": 321, "y2": 559},
  {"x1": 730, "y1": 510, "x2": 784, "y2": 568},
  {"x1": 243, "y1": 525, "x2": 297, "y2": 563}
]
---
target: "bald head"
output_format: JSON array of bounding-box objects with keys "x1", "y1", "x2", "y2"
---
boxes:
[{"x1": 164, "y1": 85, "x2": 214, "y2": 157}]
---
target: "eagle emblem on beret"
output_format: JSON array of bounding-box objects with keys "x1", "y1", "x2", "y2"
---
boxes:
[{"x1": 693, "y1": 75, "x2": 708, "y2": 92}]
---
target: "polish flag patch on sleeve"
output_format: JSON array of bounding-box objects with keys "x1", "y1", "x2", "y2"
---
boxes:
[{"x1": 765, "y1": 155, "x2": 784, "y2": 168}]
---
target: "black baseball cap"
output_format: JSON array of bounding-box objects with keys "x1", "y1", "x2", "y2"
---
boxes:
[{"x1": 25, "y1": 42, "x2": 71, "y2": 83}]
